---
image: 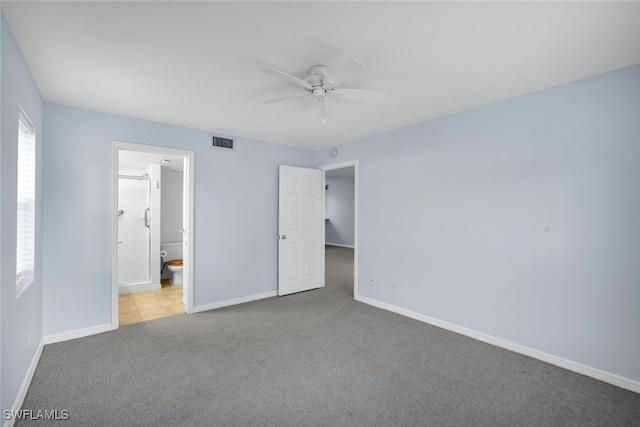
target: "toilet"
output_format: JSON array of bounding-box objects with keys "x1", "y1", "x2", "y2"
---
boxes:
[
  {"x1": 166, "y1": 259, "x2": 183, "y2": 285},
  {"x1": 161, "y1": 242, "x2": 183, "y2": 285}
]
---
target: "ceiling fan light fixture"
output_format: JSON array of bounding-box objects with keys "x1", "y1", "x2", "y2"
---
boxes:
[{"x1": 312, "y1": 87, "x2": 325, "y2": 100}]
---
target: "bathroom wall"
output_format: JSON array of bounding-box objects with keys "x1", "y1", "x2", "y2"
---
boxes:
[
  {"x1": 325, "y1": 167, "x2": 355, "y2": 247},
  {"x1": 161, "y1": 167, "x2": 183, "y2": 245},
  {"x1": 161, "y1": 167, "x2": 183, "y2": 280},
  {"x1": 148, "y1": 164, "x2": 161, "y2": 288}
]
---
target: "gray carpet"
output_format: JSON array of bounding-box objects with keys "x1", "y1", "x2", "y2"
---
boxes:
[{"x1": 17, "y1": 246, "x2": 639, "y2": 426}]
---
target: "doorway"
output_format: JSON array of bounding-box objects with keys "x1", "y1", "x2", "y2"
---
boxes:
[
  {"x1": 319, "y1": 160, "x2": 358, "y2": 298},
  {"x1": 111, "y1": 141, "x2": 195, "y2": 329}
]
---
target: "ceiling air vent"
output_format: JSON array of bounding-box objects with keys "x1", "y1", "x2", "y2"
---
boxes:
[{"x1": 212, "y1": 136, "x2": 234, "y2": 151}]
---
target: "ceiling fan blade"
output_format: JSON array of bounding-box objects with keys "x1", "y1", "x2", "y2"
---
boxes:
[
  {"x1": 322, "y1": 78, "x2": 336, "y2": 90},
  {"x1": 329, "y1": 88, "x2": 386, "y2": 104},
  {"x1": 261, "y1": 67, "x2": 312, "y2": 90},
  {"x1": 262, "y1": 91, "x2": 310, "y2": 104},
  {"x1": 351, "y1": 58, "x2": 368, "y2": 69}
]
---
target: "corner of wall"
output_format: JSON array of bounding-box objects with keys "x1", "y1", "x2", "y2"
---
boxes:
[{"x1": 1, "y1": 10, "x2": 45, "y2": 416}]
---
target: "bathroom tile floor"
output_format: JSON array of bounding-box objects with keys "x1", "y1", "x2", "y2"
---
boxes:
[{"x1": 119, "y1": 279, "x2": 184, "y2": 326}]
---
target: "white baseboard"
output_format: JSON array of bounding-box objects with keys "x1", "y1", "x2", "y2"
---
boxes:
[
  {"x1": 192, "y1": 291, "x2": 277, "y2": 313},
  {"x1": 325, "y1": 242, "x2": 355, "y2": 249},
  {"x1": 43, "y1": 323, "x2": 113, "y2": 345},
  {"x1": 355, "y1": 295, "x2": 640, "y2": 393},
  {"x1": 119, "y1": 282, "x2": 160, "y2": 294},
  {"x1": 3, "y1": 339, "x2": 45, "y2": 427}
]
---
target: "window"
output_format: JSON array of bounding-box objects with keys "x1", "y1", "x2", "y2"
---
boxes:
[{"x1": 16, "y1": 111, "x2": 36, "y2": 296}]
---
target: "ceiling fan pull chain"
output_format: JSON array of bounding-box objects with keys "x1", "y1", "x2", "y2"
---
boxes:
[{"x1": 322, "y1": 98, "x2": 326, "y2": 126}]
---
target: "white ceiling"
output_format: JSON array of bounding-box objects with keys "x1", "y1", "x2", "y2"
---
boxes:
[{"x1": 3, "y1": 1, "x2": 639, "y2": 149}]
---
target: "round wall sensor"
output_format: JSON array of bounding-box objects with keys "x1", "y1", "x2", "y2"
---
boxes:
[{"x1": 329, "y1": 148, "x2": 338, "y2": 158}]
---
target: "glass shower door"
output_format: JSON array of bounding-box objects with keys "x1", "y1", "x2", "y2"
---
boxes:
[{"x1": 117, "y1": 177, "x2": 150, "y2": 285}]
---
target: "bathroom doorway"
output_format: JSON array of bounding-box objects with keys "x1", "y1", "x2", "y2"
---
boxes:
[{"x1": 111, "y1": 141, "x2": 195, "y2": 329}]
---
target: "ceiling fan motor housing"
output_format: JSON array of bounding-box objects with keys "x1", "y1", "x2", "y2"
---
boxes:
[
  {"x1": 309, "y1": 65, "x2": 329, "y2": 79},
  {"x1": 306, "y1": 65, "x2": 329, "y2": 85}
]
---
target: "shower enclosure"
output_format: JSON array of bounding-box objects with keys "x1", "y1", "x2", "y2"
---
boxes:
[{"x1": 117, "y1": 175, "x2": 151, "y2": 286}]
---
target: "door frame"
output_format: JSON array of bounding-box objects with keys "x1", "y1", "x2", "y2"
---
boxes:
[
  {"x1": 318, "y1": 160, "x2": 359, "y2": 298},
  {"x1": 111, "y1": 141, "x2": 195, "y2": 330}
]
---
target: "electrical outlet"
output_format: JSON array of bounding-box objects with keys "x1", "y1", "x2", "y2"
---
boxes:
[
  {"x1": 392, "y1": 281, "x2": 398, "y2": 291},
  {"x1": 370, "y1": 275, "x2": 375, "y2": 286}
]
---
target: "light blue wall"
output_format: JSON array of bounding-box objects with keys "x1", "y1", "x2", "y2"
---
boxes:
[
  {"x1": 1, "y1": 12, "x2": 44, "y2": 414},
  {"x1": 1, "y1": 13, "x2": 4, "y2": 416},
  {"x1": 325, "y1": 167, "x2": 355, "y2": 246},
  {"x1": 42, "y1": 104, "x2": 313, "y2": 335},
  {"x1": 315, "y1": 65, "x2": 640, "y2": 381},
  {"x1": 161, "y1": 167, "x2": 184, "y2": 246}
]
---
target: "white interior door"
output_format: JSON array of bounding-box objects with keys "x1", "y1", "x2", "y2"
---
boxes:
[{"x1": 278, "y1": 165, "x2": 324, "y2": 296}]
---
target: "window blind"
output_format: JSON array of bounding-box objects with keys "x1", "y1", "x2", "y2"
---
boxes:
[{"x1": 16, "y1": 111, "x2": 36, "y2": 296}]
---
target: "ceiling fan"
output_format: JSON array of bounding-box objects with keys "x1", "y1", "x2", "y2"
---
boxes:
[{"x1": 261, "y1": 63, "x2": 386, "y2": 125}]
